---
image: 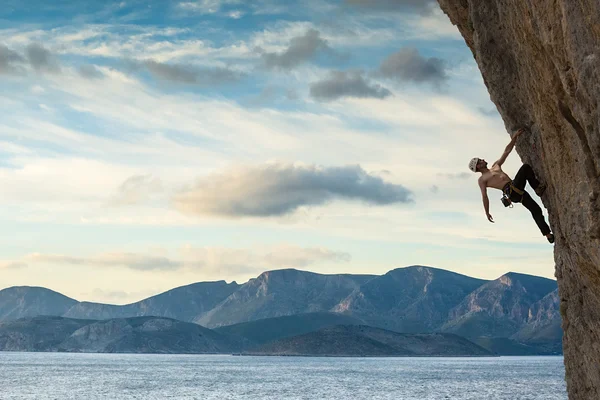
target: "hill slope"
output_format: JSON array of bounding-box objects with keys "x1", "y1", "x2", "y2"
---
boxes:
[
  {"x1": 442, "y1": 273, "x2": 557, "y2": 339},
  {"x1": 197, "y1": 269, "x2": 375, "y2": 328},
  {"x1": 333, "y1": 266, "x2": 488, "y2": 332},
  {"x1": 215, "y1": 312, "x2": 365, "y2": 346},
  {"x1": 248, "y1": 325, "x2": 492, "y2": 357},
  {"x1": 63, "y1": 281, "x2": 240, "y2": 322},
  {"x1": 0, "y1": 316, "x2": 241, "y2": 353},
  {"x1": 0, "y1": 287, "x2": 78, "y2": 321}
]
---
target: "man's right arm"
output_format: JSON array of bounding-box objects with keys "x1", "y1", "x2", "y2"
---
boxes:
[{"x1": 479, "y1": 178, "x2": 494, "y2": 223}]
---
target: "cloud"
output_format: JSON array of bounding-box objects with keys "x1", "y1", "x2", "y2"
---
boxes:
[
  {"x1": 8, "y1": 244, "x2": 350, "y2": 275},
  {"x1": 260, "y1": 29, "x2": 338, "y2": 70},
  {"x1": 181, "y1": 244, "x2": 351, "y2": 275},
  {"x1": 0, "y1": 43, "x2": 61, "y2": 75},
  {"x1": 263, "y1": 245, "x2": 351, "y2": 267},
  {"x1": 0, "y1": 45, "x2": 26, "y2": 75},
  {"x1": 23, "y1": 252, "x2": 183, "y2": 271},
  {"x1": 343, "y1": 0, "x2": 437, "y2": 14},
  {"x1": 173, "y1": 163, "x2": 413, "y2": 218},
  {"x1": 177, "y1": 0, "x2": 242, "y2": 15},
  {"x1": 310, "y1": 70, "x2": 392, "y2": 101},
  {"x1": 25, "y1": 43, "x2": 61, "y2": 73},
  {"x1": 437, "y1": 172, "x2": 471, "y2": 180},
  {"x1": 0, "y1": 261, "x2": 27, "y2": 269},
  {"x1": 78, "y1": 64, "x2": 104, "y2": 79},
  {"x1": 136, "y1": 59, "x2": 243, "y2": 85},
  {"x1": 108, "y1": 174, "x2": 163, "y2": 206},
  {"x1": 378, "y1": 47, "x2": 447, "y2": 86}
]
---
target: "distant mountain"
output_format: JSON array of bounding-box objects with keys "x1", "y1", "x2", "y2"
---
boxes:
[
  {"x1": 0, "y1": 267, "x2": 563, "y2": 355},
  {"x1": 0, "y1": 287, "x2": 78, "y2": 321},
  {"x1": 512, "y1": 288, "x2": 562, "y2": 345},
  {"x1": 196, "y1": 269, "x2": 375, "y2": 328},
  {"x1": 0, "y1": 316, "x2": 242, "y2": 353},
  {"x1": 246, "y1": 325, "x2": 493, "y2": 357},
  {"x1": 442, "y1": 273, "x2": 558, "y2": 339},
  {"x1": 0, "y1": 316, "x2": 94, "y2": 351},
  {"x1": 333, "y1": 266, "x2": 488, "y2": 333},
  {"x1": 63, "y1": 281, "x2": 239, "y2": 322},
  {"x1": 471, "y1": 337, "x2": 559, "y2": 356},
  {"x1": 215, "y1": 312, "x2": 365, "y2": 346}
]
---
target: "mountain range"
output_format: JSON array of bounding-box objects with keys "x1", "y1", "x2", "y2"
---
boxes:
[
  {"x1": 0, "y1": 316, "x2": 242, "y2": 353},
  {"x1": 0, "y1": 266, "x2": 563, "y2": 354}
]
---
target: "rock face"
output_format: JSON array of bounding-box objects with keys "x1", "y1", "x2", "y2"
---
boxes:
[{"x1": 437, "y1": 1, "x2": 600, "y2": 398}]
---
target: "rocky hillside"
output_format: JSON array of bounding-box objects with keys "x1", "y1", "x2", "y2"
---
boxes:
[
  {"x1": 215, "y1": 312, "x2": 365, "y2": 346},
  {"x1": 512, "y1": 288, "x2": 562, "y2": 345},
  {"x1": 0, "y1": 287, "x2": 78, "y2": 321},
  {"x1": 196, "y1": 269, "x2": 375, "y2": 328},
  {"x1": 333, "y1": 266, "x2": 487, "y2": 333},
  {"x1": 0, "y1": 267, "x2": 563, "y2": 354},
  {"x1": 0, "y1": 316, "x2": 242, "y2": 353},
  {"x1": 63, "y1": 280, "x2": 239, "y2": 322},
  {"x1": 247, "y1": 325, "x2": 492, "y2": 357},
  {"x1": 437, "y1": 1, "x2": 599, "y2": 397},
  {"x1": 442, "y1": 273, "x2": 557, "y2": 338}
]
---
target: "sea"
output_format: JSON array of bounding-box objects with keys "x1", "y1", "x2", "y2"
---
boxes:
[{"x1": 0, "y1": 353, "x2": 567, "y2": 399}]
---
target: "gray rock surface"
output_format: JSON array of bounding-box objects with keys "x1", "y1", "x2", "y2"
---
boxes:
[{"x1": 437, "y1": 1, "x2": 600, "y2": 397}]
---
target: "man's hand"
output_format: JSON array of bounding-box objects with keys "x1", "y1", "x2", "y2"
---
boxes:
[{"x1": 486, "y1": 213, "x2": 494, "y2": 223}]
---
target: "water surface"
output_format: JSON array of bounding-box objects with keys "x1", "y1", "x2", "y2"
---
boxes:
[{"x1": 0, "y1": 353, "x2": 567, "y2": 399}]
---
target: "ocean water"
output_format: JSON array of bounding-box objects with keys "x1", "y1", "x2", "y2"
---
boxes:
[{"x1": 0, "y1": 353, "x2": 566, "y2": 399}]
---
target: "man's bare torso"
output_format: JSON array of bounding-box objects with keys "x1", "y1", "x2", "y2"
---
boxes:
[{"x1": 479, "y1": 163, "x2": 512, "y2": 191}]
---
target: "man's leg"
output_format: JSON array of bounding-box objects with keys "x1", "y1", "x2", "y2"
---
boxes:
[
  {"x1": 521, "y1": 191, "x2": 551, "y2": 236},
  {"x1": 512, "y1": 164, "x2": 541, "y2": 191}
]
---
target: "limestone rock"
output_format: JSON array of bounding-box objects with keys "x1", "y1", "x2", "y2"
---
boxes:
[{"x1": 436, "y1": 1, "x2": 600, "y2": 398}]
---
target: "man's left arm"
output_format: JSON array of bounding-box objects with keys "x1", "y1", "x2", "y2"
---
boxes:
[{"x1": 494, "y1": 128, "x2": 525, "y2": 166}]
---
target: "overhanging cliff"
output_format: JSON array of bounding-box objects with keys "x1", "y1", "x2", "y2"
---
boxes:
[{"x1": 436, "y1": 1, "x2": 600, "y2": 398}]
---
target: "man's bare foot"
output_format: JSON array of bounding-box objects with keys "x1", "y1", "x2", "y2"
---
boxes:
[
  {"x1": 535, "y1": 184, "x2": 547, "y2": 197},
  {"x1": 546, "y1": 233, "x2": 555, "y2": 244}
]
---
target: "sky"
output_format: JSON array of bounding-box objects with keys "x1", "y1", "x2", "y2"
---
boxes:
[{"x1": 0, "y1": 0, "x2": 556, "y2": 304}]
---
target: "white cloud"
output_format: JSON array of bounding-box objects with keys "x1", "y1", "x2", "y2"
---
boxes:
[
  {"x1": 173, "y1": 162, "x2": 413, "y2": 218},
  {"x1": 6, "y1": 243, "x2": 351, "y2": 274},
  {"x1": 177, "y1": 0, "x2": 242, "y2": 14},
  {"x1": 108, "y1": 174, "x2": 164, "y2": 206}
]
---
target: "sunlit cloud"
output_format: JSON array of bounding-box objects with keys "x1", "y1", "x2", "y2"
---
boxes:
[{"x1": 173, "y1": 163, "x2": 413, "y2": 218}]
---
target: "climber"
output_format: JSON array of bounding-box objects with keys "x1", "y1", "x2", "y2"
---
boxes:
[{"x1": 468, "y1": 128, "x2": 555, "y2": 244}]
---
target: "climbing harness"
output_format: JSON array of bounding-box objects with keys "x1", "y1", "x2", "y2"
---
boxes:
[{"x1": 501, "y1": 182, "x2": 524, "y2": 208}]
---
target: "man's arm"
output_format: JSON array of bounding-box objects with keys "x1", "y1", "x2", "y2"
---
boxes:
[
  {"x1": 494, "y1": 128, "x2": 525, "y2": 166},
  {"x1": 479, "y1": 177, "x2": 494, "y2": 223}
]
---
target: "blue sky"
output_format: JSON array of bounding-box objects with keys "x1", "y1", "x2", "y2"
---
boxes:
[{"x1": 0, "y1": 0, "x2": 555, "y2": 304}]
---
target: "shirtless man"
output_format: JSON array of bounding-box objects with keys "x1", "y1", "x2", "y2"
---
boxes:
[{"x1": 468, "y1": 128, "x2": 555, "y2": 244}]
